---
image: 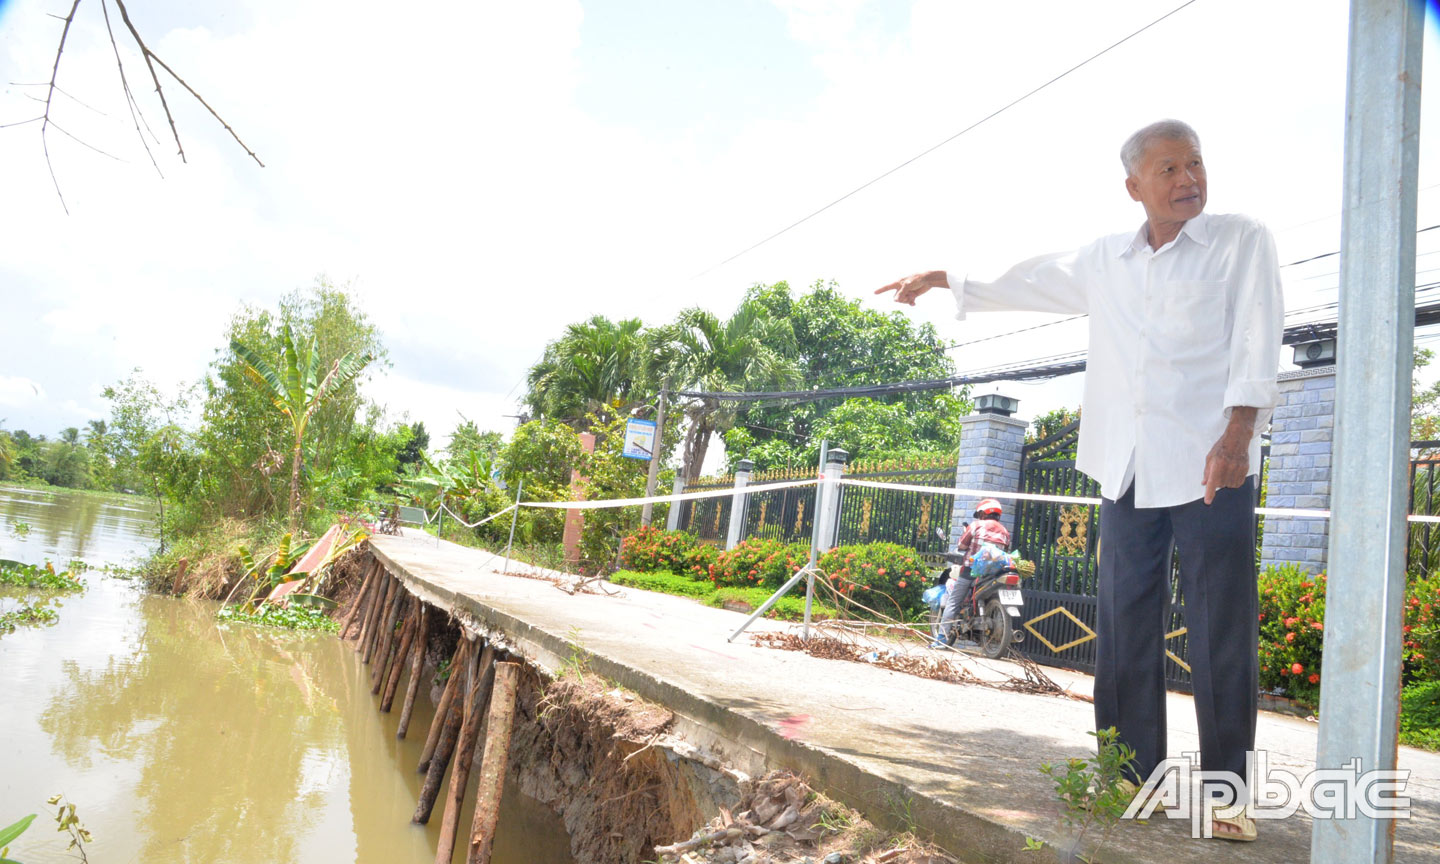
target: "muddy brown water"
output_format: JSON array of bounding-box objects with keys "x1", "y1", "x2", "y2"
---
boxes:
[{"x1": 0, "y1": 485, "x2": 574, "y2": 864}]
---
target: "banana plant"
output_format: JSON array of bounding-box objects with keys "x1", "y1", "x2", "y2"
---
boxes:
[{"x1": 230, "y1": 325, "x2": 374, "y2": 529}]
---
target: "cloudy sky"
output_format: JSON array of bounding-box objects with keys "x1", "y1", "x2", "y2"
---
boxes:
[{"x1": 1, "y1": 0, "x2": 1438, "y2": 455}]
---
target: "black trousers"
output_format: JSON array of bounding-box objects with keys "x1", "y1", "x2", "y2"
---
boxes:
[{"x1": 1094, "y1": 477, "x2": 1258, "y2": 787}]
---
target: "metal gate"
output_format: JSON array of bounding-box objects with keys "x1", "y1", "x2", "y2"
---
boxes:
[{"x1": 1009, "y1": 421, "x2": 1196, "y2": 690}]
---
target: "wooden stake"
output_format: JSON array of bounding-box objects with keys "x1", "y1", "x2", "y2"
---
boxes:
[
  {"x1": 414, "y1": 638, "x2": 483, "y2": 824},
  {"x1": 434, "y1": 644, "x2": 497, "y2": 864},
  {"x1": 339, "y1": 559, "x2": 378, "y2": 639},
  {"x1": 372, "y1": 584, "x2": 407, "y2": 693},
  {"x1": 355, "y1": 567, "x2": 382, "y2": 651},
  {"x1": 466, "y1": 661, "x2": 522, "y2": 864},
  {"x1": 171, "y1": 557, "x2": 189, "y2": 595},
  {"x1": 397, "y1": 604, "x2": 430, "y2": 739},
  {"x1": 419, "y1": 638, "x2": 471, "y2": 774},
  {"x1": 363, "y1": 575, "x2": 396, "y2": 664},
  {"x1": 381, "y1": 598, "x2": 420, "y2": 711}
]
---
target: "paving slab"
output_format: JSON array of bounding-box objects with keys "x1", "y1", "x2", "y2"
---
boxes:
[{"x1": 370, "y1": 532, "x2": 1440, "y2": 863}]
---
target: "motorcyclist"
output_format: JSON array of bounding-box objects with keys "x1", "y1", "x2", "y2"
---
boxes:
[{"x1": 933, "y1": 498, "x2": 1011, "y2": 649}]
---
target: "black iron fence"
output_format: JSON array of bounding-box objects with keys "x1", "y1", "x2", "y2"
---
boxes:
[
  {"x1": 836, "y1": 458, "x2": 955, "y2": 564},
  {"x1": 1409, "y1": 440, "x2": 1440, "y2": 578},
  {"x1": 744, "y1": 468, "x2": 817, "y2": 545},
  {"x1": 675, "y1": 475, "x2": 734, "y2": 545}
]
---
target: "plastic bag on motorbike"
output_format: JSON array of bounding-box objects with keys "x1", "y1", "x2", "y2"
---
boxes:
[
  {"x1": 969, "y1": 542, "x2": 1015, "y2": 577},
  {"x1": 921, "y1": 584, "x2": 946, "y2": 612}
]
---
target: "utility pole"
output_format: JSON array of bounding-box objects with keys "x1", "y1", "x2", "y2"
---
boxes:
[
  {"x1": 1312, "y1": 1, "x2": 1422, "y2": 862},
  {"x1": 640, "y1": 381, "x2": 670, "y2": 527}
]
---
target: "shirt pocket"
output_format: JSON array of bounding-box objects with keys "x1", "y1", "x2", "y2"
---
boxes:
[{"x1": 1162, "y1": 280, "x2": 1230, "y2": 342}]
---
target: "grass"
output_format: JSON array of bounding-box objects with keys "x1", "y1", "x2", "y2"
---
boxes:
[
  {"x1": 608, "y1": 569, "x2": 839, "y2": 621},
  {"x1": 1400, "y1": 680, "x2": 1440, "y2": 751}
]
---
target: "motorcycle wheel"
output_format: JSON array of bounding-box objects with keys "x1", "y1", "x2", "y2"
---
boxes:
[{"x1": 979, "y1": 597, "x2": 1013, "y2": 660}]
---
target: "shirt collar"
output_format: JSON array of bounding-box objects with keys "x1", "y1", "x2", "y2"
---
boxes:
[{"x1": 1113, "y1": 211, "x2": 1211, "y2": 257}]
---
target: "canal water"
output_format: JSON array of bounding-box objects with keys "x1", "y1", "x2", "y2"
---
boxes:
[{"x1": 0, "y1": 485, "x2": 573, "y2": 864}]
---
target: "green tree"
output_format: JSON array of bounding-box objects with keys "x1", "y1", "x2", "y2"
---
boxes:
[
  {"x1": 197, "y1": 283, "x2": 388, "y2": 520},
  {"x1": 0, "y1": 430, "x2": 13, "y2": 481},
  {"x1": 651, "y1": 299, "x2": 799, "y2": 480},
  {"x1": 43, "y1": 427, "x2": 93, "y2": 488},
  {"x1": 730, "y1": 281, "x2": 970, "y2": 470},
  {"x1": 230, "y1": 325, "x2": 374, "y2": 529},
  {"x1": 523, "y1": 316, "x2": 648, "y2": 424},
  {"x1": 84, "y1": 419, "x2": 116, "y2": 490},
  {"x1": 396, "y1": 421, "x2": 429, "y2": 469}
]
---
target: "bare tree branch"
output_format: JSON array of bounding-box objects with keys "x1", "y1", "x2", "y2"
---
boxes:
[
  {"x1": 100, "y1": 0, "x2": 160, "y2": 176},
  {"x1": 49, "y1": 120, "x2": 124, "y2": 161},
  {"x1": 110, "y1": 0, "x2": 186, "y2": 163},
  {"x1": 41, "y1": 0, "x2": 85, "y2": 215},
  {"x1": 0, "y1": 116, "x2": 45, "y2": 129},
  {"x1": 146, "y1": 53, "x2": 264, "y2": 168}
]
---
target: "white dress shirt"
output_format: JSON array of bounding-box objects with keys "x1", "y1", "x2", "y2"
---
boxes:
[{"x1": 949, "y1": 211, "x2": 1284, "y2": 508}]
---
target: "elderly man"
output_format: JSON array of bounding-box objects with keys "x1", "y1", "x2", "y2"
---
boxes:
[{"x1": 877, "y1": 120, "x2": 1282, "y2": 841}]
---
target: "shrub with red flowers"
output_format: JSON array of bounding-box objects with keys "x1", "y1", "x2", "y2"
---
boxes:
[
  {"x1": 1258, "y1": 564, "x2": 1328, "y2": 704},
  {"x1": 679, "y1": 543, "x2": 721, "y2": 581},
  {"x1": 618, "y1": 526, "x2": 701, "y2": 575},
  {"x1": 1404, "y1": 573, "x2": 1440, "y2": 683},
  {"x1": 817, "y1": 542, "x2": 929, "y2": 620},
  {"x1": 711, "y1": 539, "x2": 812, "y2": 589},
  {"x1": 1259, "y1": 564, "x2": 1440, "y2": 705}
]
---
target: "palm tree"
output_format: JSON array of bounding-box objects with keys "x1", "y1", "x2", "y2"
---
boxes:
[
  {"x1": 524, "y1": 316, "x2": 646, "y2": 424},
  {"x1": 231, "y1": 326, "x2": 373, "y2": 528},
  {"x1": 657, "y1": 300, "x2": 799, "y2": 480}
]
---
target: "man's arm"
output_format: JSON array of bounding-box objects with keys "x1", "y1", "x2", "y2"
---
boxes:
[
  {"x1": 1202, "y1": 221, "x2": 1284, "y2": 505},
  {"x1": 876, "y1": 250, "x2": 1089, "y2": 318}
]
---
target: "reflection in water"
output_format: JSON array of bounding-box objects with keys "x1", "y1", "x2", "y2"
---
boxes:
[
  {"x1": 0, "y1": 485, "x2": 158, "y2": 566},
  {"x1": 1, "y1": 488, "x2": 572, "y2": 864}
]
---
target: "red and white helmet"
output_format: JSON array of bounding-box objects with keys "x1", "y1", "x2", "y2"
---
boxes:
[{"x1": 973, "y1": 498, "x2": 1004, "y2": 519}]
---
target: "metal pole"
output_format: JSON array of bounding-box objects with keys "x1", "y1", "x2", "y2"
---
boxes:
[
  {"x1": 641, "y1": 384, "x2": 669, "y2": 528},
  {"x1": 803, "y1": 441, "x2": 828, "y2": 639},
  {"x1": 437, "y1": 491, "x2": 444, "y2": 548},
  {"x1": 727, "y1": 565, "x2": 815, "y2": 643},
  {"x1": 502, "y1": 477, "x2": 524, "y2": 575},
  {"x1": 1312, "y1": 2, "x2": 1422, "y2": 861}
]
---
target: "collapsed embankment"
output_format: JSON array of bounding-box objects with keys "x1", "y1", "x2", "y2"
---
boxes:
[{"x1": 326, "y1": 546, "x2": 957, "y2": 864}]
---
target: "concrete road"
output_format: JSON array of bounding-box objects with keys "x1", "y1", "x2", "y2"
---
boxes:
[{"x1": 371, "y1": 531, "x2": 1439, "y2": 863}]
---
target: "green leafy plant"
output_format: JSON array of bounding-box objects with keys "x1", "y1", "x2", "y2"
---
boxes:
[
  {"x1": 619, "y1": 526, "x2": 704, "y2": 575},
  {"x1": 1038, "y1": 727, "x2": 1137, "y2": 863},
  {"x1": 703, "y1": 586, "x2": 837, "y2": 622},
  {"x1": 216, "y1": 603, "x2": 339, "y2": 632},
  {"x1": 230, "y1": 324, "x2": 374, "y2": 529},
  {"x1": 1400, "y1": 680, "x2": 1440, "y2": 751},
  {"x1": 1257, "y1": 563, "x2": 1328, "y2": 704},
  {"x1": 710, "y1": 538, "x2": 811, "y2": 590},
  {"x1": 0, "y1": 561, "x2": 86, "y2": 592},
  {"x1": 0, "y1": 812, "x2": 36, "y2": 863},
  {"x1": 817, "y1": 542, "x2": 929, "y2": 619},
  {"x1": 47, "y1": 795, "x2": 91, "y2": 862},
  {"x1": 609, "y1": 569, "x2": 716, "y2": 599},
  {"x1": 7, "y1": 520, "x2": 30, "y2": 538}
]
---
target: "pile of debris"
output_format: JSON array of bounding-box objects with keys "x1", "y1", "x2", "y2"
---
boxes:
[{"x1": 654, "y1": 772, "x2": 956, "y2": 864}]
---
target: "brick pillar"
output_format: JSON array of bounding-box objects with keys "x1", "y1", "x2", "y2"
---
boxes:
[
  {"x1": 562, "y1": 432, "x2": 596, "y2": 568},
  {"x1": 949, "y1": 400, "x2": 1027, "y2": 543},
  {"x1": 1260, "y1": 365, "x2": 1335, "y2": 574}
]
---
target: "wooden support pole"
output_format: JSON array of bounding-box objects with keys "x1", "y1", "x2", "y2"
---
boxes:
[
  {"x1": 414, "y1": 638, "x2": 483, "y2": 824},
  {"x1": 434, "y1": 644, "x2": 497, "y2": 864},
  {"x1": 466, "y1": 661, "x2": 522, "y2": 864},
  {"x1": 381, "y1": 598, "x2": 420, "y2": 711},
  {"x1": 355, "y1": 567, "x2": 382, "y2": 651},
  {"x1": 363, "y1": 575, "x2": 396, "y2": 664},
  {"x1": 397, "y1": 604, "x2": 431, "y2": 739},
  {"x1": 419, "y1": 638, "x2": 472, "y2": 774},
  {"x1": 372, "y1": 584, "x2": 407, "y2": 693},
  {"x1": 340, "y1": 559, "x2": 379, "y2": 640}
]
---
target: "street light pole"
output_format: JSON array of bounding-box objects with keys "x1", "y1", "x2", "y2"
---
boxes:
[{"x1": 640, "y1": 382, "x2": 670, "y2": 527}]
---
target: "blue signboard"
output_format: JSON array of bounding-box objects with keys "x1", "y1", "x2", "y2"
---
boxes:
[{"x1": 622, "y1": 418, "x2": 657, "y2": 460}]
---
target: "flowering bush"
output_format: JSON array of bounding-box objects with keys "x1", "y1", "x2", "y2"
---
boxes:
[
  {"x1": 680, "y1": 543, "x2": 720, "y2": 581},
  {"x1": 711, "y1": 539, "x2": 812, "y2": 589},
  {"x1": 1258, "y1": 565, "x2": 1440, "y2": 704},
  {"x1": 1404, "y1": 573, "x2": 1440, "y2": 683},
  {"x1": 1257, "y1": 564, "x2": 1328, "y2": 705},
  {"x1": 618, "y1": 526, "x2": 701, "y2": 575},
  {"x1": 817, "y1": 542, "x2": 929, "y2": 619}
]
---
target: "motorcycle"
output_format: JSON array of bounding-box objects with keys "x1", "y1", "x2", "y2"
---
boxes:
[{"x1": 926, "y1": 549, "x2": 1026, "y2": 659}]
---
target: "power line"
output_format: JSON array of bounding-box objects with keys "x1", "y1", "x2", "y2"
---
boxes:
[{"x1": 691, "y1": 0, "x2": 1202, "y2": 279}]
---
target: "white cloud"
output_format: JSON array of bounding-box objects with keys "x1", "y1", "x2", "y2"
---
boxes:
[{"x1": 0, "y1": 376, "x2": 46, "y2": 408}]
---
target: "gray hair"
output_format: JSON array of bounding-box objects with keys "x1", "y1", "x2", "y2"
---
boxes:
[{"x1": 1120, "y1": 120, "x2": 1201, "y2": 176}]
